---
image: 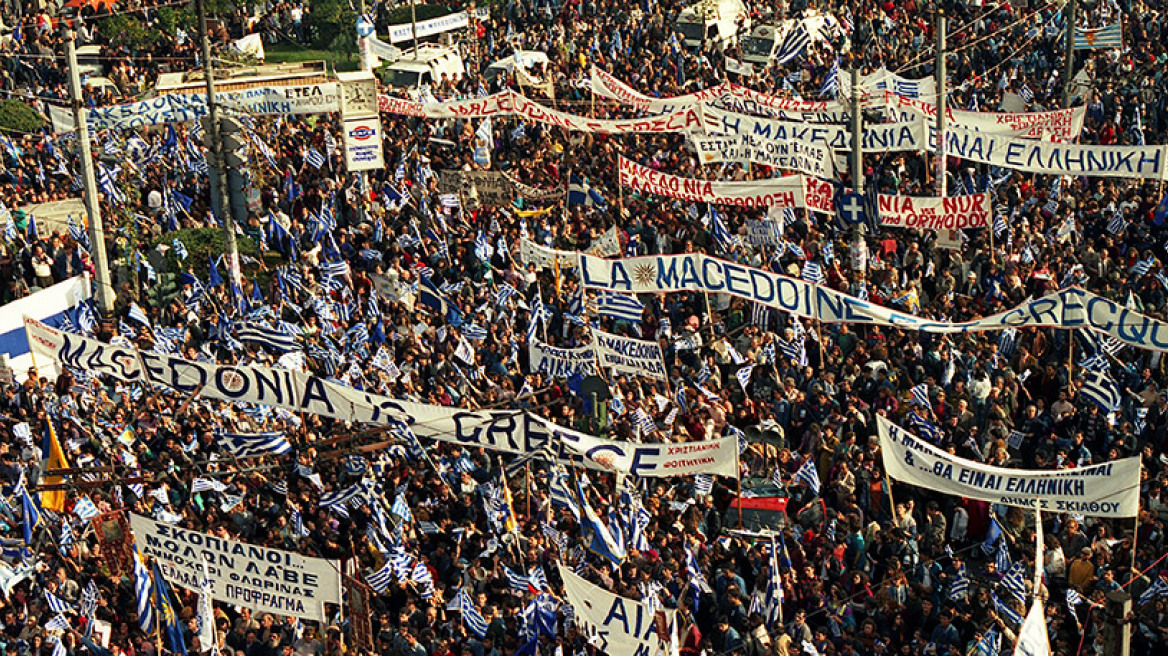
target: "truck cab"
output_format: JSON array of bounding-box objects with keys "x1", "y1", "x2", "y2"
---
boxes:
[
  {"x1": 674, "y1": 0, "x2": 750, "y2": 51},
  {"x1": 382, "y1": 45, "x2": 465, "y2": 96}
]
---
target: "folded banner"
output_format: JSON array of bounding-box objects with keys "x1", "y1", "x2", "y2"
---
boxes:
[
  {"x1": 876, "y1": 416, "x2": 1139, "y2": 518},
  {"x1": 931, "y1": 123, "x2": 1168, "y2": 180},
  {"x1": 692, "y1": 133, "x2": 835, "y2": 177},
  {"x1": 873, "y1": 91, "x2": 1086, "y2": 140},
  {"x1": 520, "y1": 238, "x2": 579, "y2": 270},
  {"x1": 577, "y1": 256, "x2": 1168, "y2": 352},
  {"x1": 559, "y1": 565, "x2": 678, "y2": 656},
  {"x1": 593, "y1": 329, "x2": 668, "y2": 381},
  {"x1": 378, "y1": 89, "x2": 703, "y2": 134},
  {"x1": 27, "y1": 318, "x2": 733, "y2": 477},
  {"x1": 586, "y1": 226, "x2": 622, "y2": 257},
  {"x1": 701, "y1": 105, "x2": 927, "y2": 153},
  {"x1": 528, "y1": 339, "x2": 597, "y2": 378},
  {"x1": 590, "y1": 66, "x2": 847, "y2": 121},
  {"x1": 131, "y1": 513, "x2": 342, "y2": 620},
  {"x1": 619, "y1": 156, "x2": 807, "y2": 208},
  {"x1": 878, "y1": 192, "x2": 992, "y2": 230},
  {"x1": 590, "y1": 64, "x2": 728, "y2": 114}
]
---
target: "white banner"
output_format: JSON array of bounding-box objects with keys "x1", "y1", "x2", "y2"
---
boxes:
[
  {"x1": 26, "y1": 318, "x2": 730, "y2": 477},
  {"x1": 593, "y1": 330, "x2": 667, "y2": 381},
  {"x1": 586, "y1": 225, "x2": 622, "y2": 257},
  {"x1": 49, "y1": 83, "x2": 342, "y2": 132},
  {"x1": 590, "y1": 65, "x2": 729, "y2": 114},
  {"x1": 520, "y1": 238, "x2": 579, "y2": 270},
  {"x1": 0, "y1": 276, "x2": 89, "y2": 382},
  {"x1": 559, "y1": 565, "x2": 677, "y2": 656},
  {"x1": 577, "y1": 256, "x2": 1168, "y2": 353},
  {"x1": 873, "y1": 91, "x2": 1086, "y2": 140},
  {"x1": 619, "y1": 156, "x2": 806, "y2": 208},
  {"x1": 744, "y1": 219, "x2": 785, "y2": 246},
  {"x1": 384, "y1": 8, "x2": 489, "y2": 43},
  {"x1": 379, "y1": 90, "x2": 703, "y2": 134},
  {"x1": 853, "y1": 68, "x2": 936, "y2": 99},
  {"x1": 878, "y1": 193, "x2": 992, "y2": 230},
  {"x1": 560, "y1": 429, "x2": 738, "y2": 477},
  {"x1": 877, "y1": 416, "x2": 1139, "y2": 518},
  {"x1": 932, "y1": 123, "x2": 1168, "y2": 180},
  {"x1": 528, "y1": 340, "x2": 597, "y2": 378},
  {"x1": 342, "y1": 116, "x2": 384, "y2": 171},
  {"x1": 230, "y1": 33, "x2": 265, "y2": 61},
  {"x1": 692, "y1": 133, "x2": 835, "y2": 177},
  {"x1": 701, "y1": 105, "x2": 927, "y2": 153},
  {"x1": 130, "y1": 513, "x2": 342, "y2": 621}
]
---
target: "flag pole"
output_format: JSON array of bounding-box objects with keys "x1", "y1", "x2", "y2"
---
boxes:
[
  {"x1": 153, "y1": 571, "x2": 163, "y2": 656},
  {"x1": 1131, "y1": 463, "x2": 1142, "y2": 586}
]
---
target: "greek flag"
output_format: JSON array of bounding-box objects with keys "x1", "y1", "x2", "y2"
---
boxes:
[
  {"x1": 735, "y1": 365, "x2": 754, "y2": 392},
  {"x1": 215, "y1": 431, "x2": 292, "y2": 458},
  {"x1": 452, "y1": 589, "x2": 489, "y2": 638},
  {"x1": 461, "y1": 323, "x2": 489, "y2": 341},
  {"x1": 46, "y1": 615, "x2": 70, "y2": 632},
  {"x1": 391, "y1": 494, "x2": 413, "y2": 522},
  {"x1": 1131, "y1": 257, "x2": 1155, "y2": 276},
  {"x1": 1001, "y1": 562, "x2": 1027, "y2": 601},
  {"x1": 236, "y1": 321, "x2": 299, "y2": 353},
  {"x1": 993, "y1": 214, "x2": 1008, "y2": 236},
  {"x1": 910, "y1": 384, "x2": 931, "y2": 407},
  {"x1": 1079, "y1": 369, "x2": 1121, "y2": 411},
  {"x1": 45, "y1": 591, "x2": 75, "y2": 614},
  {"x1": 128, "y1": 302, "x2": 152, "y2": 327},
  {"x1": 775, "y1": 24, "x2": 810, "y2": 64},
  {"x1": 549, "y1": 468, "x2": 580, "y2": 518},
  {"x1": 1139, "y1": 575, "x2": 1168, "y2": 605},
  {"x1": 73, "y1": 495, "x2": 100, "y2": 520},
  {"x1": 950, "y1": 568, "x2": 970, "y2": 598},
  {"x1": 576, "y1": 478, "x2": 626, "y2": 565},
  {"x1": 1107, "y1": 211, "x2": 1127, "y2": 234},
  {"x1": 992, "y1": 593, "x2": 1023, "y2": 626},
  {"x1": 819, "y1": 58, "x2": 840, "y2": 98},
  {"x1": 304, "y1": 147, "x2": 325, "y2": 170},
  {"x1": 794, "y1": 458, "x2": 820, "y2": 495},
  {"x1": 1018, "y1": 85, "x2": 1035, "y2": 103},
  {"x1": 801, "y1": 261, "x2": 826, "y2": 284},
  {"x1": 996, "y1": 537, "x2": 1013, "y2": 572},
  {"x1": 133, "y1": 545, "x2": 154, "y2": 632},
  {"x1": 80, "y1": 580, "x2": 98, "y2": 619},
  {"x1": 319, "y1": 480, "x2": 371, "y2": 508},
  {"x1": 191, "y1": 478, "x2": 228, "y2": 493},
  {"x1": 1066, "y1": 588, "x2": 1085, "y2": 609},
  {"x1": 596, "y1": 291, "x2": 644, "y2": 323},
  {"x1": 693, "y1": 474, "x2": 714, "y2": 497},
  {"x1": 709, "y1": 206, "x2": 734, "y2": 252},
  {"x1": 365, "y1": 562, "x2": 394, "y2": 593},
  {"x1": 998, "y1": 328, "x2": 1019, "y2": 358}
]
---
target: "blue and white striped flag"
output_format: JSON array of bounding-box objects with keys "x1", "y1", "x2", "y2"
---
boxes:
[
  {"x1": 910, "y1": 384, "x2": 931, "y2": 407},
  {"x1": 992, "y1": 593, "x2": 1023, "y2": 626},
  {"x1": 1079, "y1": 369, "x2": 1121, "y2": 411},
  {"x1": 1001, "y1": 562, "x2": 1027, "y2": 601},
  {"x1": 595, "y1": 292, "x2": 644, "y2": 323},
  {"x1": 133, "y1": 545, "x2": 154, "y2": 632},
  {"x1": 801, "y1": 261, "x2": 826, "y2": 284},
  {"x1": 794, "y1": 458, "x2": 820, "y2": 495},
  {"x1": 45, "y1": 591, "x2": 75, "y2": 614},
  {"x1": 950, "y1": 568, "x2": 970, "y2": 598},
  {"x1": 819, "y1": 58, "x2": 840, "y2": 98},
  {"x1": 365, "y1": 562, "x2": 394, "y2": 593},
  {"x1": 236, "y1": 321, "x2": 299, "y2": 353},
  {"x1": 304, "y1": 147, "x2": 325, "y2": 170},
  {"x1": 215, "y1": 431, "x2": 292, "y2": 458}
]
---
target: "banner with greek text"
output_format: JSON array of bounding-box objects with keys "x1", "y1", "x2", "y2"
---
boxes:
[
  {"x1": 379, "y1": 90, "x2": 704, "y2": 134},
  {"x1": 590, "y1": 65, "x2": 729, "y2": 114},
  {"x1": 619, "y1": 156, "x2": 807, "y2": 208},
  {"x1": 528, "y1": 340, "x2": 597, "y2": 378},
  {"x1": 872, "y1": 91, "x2": 1086, "y2": 140},
  {"x1": 692, "y1": 133, "x2": 835, "y2": 177},
  {"x1": 930, "y1": 124, "x2": 1168, "y2": 180},
  {"x1": 876, "y1": 416, "x2": 1139, "y2": 518},
  {"x1": 701, "y1": 105, "x2": 927, "y2": 153},
  {"x1": 593, "y1": 330, "x2": 667, "y2": 381},
  {"x1": 130, "y1": 513, "x2": 342, "y2": 620},
  {"x1": 878, "y1": 193, "x2": 992, "y2": 230},
  {"x1": 744, "y1": 219, "x2": 785, "y2": 246},
  {"x1": 576, "y1": 256, "x2": 1168, "y2": 353},
  {"x1": 559, "y1": 429, "x2": 738, "y2": 477},
  {"x1": 49, "y1": 83, "x2": 342, "y2": 132},
  {"x1": 384, "y1": 7, "x2": 490, "y2": 43},
  {"x1": 559, "y1": 565, "x2": 678, "y2": 656}
]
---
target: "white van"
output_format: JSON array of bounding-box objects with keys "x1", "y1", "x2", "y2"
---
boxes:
[
  {"x1": 484, "y1": 50, "x2": 550, "y2": 82},
  {"x1": 674, "y1": 0, "x2": 750, "y2": 51},
  {"x1": 740, "y1": 13, "x2": 836, "y2": 66},
  {"x1": 383, "y1": 45, "x2": 465, "y2": 93}
]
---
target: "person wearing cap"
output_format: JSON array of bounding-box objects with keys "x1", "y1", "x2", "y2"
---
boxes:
[{"x1": 1068, "y1": 547, "x2": 1097, "y2": 592}]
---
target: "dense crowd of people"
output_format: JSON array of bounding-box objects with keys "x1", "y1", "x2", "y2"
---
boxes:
[{"x1": 0, "y1": 1, "x2": 1166, "y2": 656}]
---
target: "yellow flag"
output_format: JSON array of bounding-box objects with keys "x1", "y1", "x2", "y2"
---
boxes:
[{"x1": 41, "y1": 418, "x2": 69, "y2": 512}]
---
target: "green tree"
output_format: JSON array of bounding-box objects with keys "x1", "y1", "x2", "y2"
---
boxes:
[{"x1": 0, "y1": 99, "x2": 44, "y2": 133}]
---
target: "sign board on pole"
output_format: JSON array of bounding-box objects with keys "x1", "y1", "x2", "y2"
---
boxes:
[{"x1": 342, "y1": 116, "x2": 385, "y2": 171}]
